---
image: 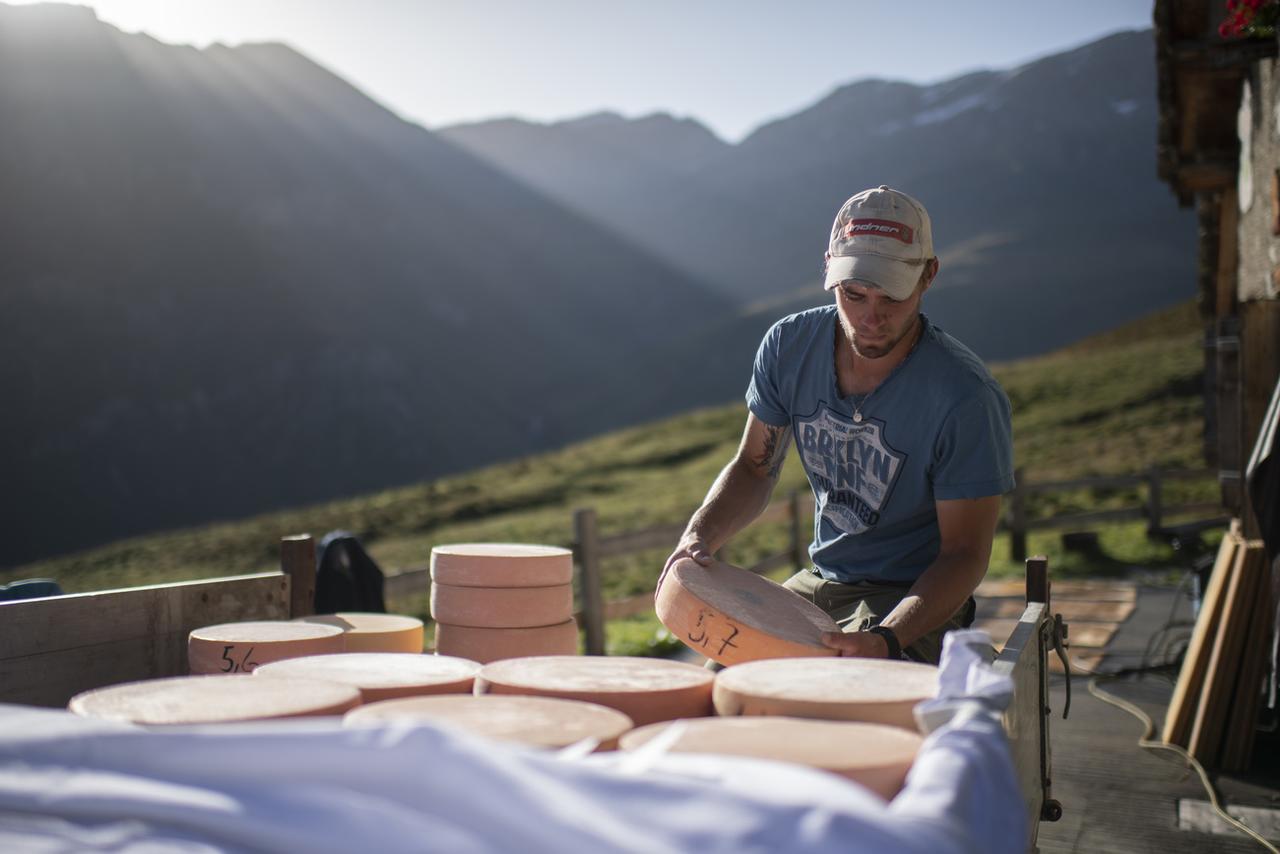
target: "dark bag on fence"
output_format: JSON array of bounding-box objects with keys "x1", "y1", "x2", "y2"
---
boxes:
[{"x1": 315, "y1": 530, "x2": 386, "y2": 614}]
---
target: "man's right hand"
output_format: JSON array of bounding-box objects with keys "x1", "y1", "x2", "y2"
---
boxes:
[{"x1": 657, "y1": 538, "x2": 713, "y2": 596}]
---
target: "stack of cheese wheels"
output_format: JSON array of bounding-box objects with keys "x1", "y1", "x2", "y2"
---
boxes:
[
  {"x1": 295, "y1": 613, "x2": 425, "y2": 653},
  {"x1": 655, "y1": 557, "x2": 840, "y2": 666},
  {"x1": 712, "y1": 657, "x2": 940, "y2": 730},
  {"x1": 188, "y1": 621, "x2": 346, "y2": 675},
  {"x1": 69, "y1": 675, "x2": 360, "y2": 724},
  {"x1": 344, "y1": 694, "x2": 634, "y2": 750},
  {"x1": 430, "y1": 544, "x2": 577, "y2": 663},
  {"x1": 254, "y1": 653, "x2": 481, "y2": 703},
  {"x1": 619, "y1": 717, "x2": 923, "y2": 800},
  {"x1": 475, "y1": 655, "x2": 714, "y2": 727}
]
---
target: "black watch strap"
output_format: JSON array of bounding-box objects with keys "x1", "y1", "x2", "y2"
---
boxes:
[{"x1": 867, "y1": 625, "x2": 902, "y2": 660}]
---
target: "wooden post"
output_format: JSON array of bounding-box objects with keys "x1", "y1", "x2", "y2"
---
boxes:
[
  {"x1": 1147, "y1": 466, "x2": 1164, "y2": 533},
  {"x1": 280, "y1": 534, "x2": 316, "y2": 618},
  {"x1": 1025, "y1": 555, "x2": 1049, "y2": 608},
  {"x1": 1010, "y1": 468, "x2": 1028, "y2": 563},
  {"x1": 789, "y1": 490, "x2": 806, "y2": 572},
  {"x1": 573, "y1": 508, "x2": 606, "y2": 656}
]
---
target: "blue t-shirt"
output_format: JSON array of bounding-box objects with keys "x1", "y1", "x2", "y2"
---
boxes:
[{"x1": 746, "y1": 307, "x2": 1014, "y2": 584}]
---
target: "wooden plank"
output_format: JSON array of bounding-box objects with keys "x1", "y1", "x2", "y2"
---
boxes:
[
  {"x1": 1025, "y1": 507, "x2": 1146, "y2": 530},
  {"x1": 981, "y1": 598, "x2": 1135, "y2": 623},
  {"x1": 1219, "y1": 543, "x2": 1270, "y2": 772},
  {"x1": 976, "y1": 579, "x2": 1136, "y2": 602},
  {"x1": 602, "y1": 594, "x2": 655, "y2": 622},
  {"x1": 976, "y1": 618, "x2": 1116, "y2": 651},
  {"x1": 383, "y1": 567, "x2": 431, "y2": 600},
  {"x1": 1023, "y1": 474, "x2": 1146, "y2": 494},
  {"x1": 993, "y1": 602, "x2": 1047, "y2": 841},
  {"x1": 1163, "y1": 531, "x2": 1239, "y2": 746},
  {"x1": 0, "y1": 573, "x2": 288, "y2": 659},
  {"x1": 1159, "y1": 468, "x2": 1219, "y2": 482},
  {"x1": 1, "y1": 632, "x2": 188, "y2": 707},
  {"x1": 1187, "y1": 538, "x2": 1258, "y2": 766},
  {"x1": 597, "y1": 524, "x2": 686, "y2": 558},
  {"x1": 746, "y1": 551, "x2": 792, "y2": 576},
  {"x1": 0, "y1": 573, "x2": 290, "y2": 708}
]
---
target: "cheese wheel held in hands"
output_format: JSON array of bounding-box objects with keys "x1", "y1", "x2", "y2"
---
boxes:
[{"x1": 655, "y1": 558, "x2": 839, "y2": 665}]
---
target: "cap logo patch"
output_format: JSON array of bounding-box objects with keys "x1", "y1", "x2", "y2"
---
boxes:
[{"x1": 844, "y1": 219, "x2": 914, "y2": 244}]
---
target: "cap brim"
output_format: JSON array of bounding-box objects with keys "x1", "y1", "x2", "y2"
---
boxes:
[{"x1": 824, "y1": 254, "x2": 920, "y2": 300}]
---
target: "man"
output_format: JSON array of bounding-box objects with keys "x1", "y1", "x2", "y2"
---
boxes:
[{"x1": 663, "y1": 186, "x2": 1014, "y2": 664}]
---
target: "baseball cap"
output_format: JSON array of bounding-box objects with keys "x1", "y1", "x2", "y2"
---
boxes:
[{"x1": 823, "y1": 185, "x2": 934, "y2": 300}]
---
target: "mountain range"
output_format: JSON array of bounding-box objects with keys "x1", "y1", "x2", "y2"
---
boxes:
[{"x1": 1, "y1": 4, "x2": 1195, "y2": 567}]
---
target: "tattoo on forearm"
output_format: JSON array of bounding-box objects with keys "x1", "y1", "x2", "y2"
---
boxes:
[{"x1": 754, "y1": 426, "x2": 790, "y2": 479}]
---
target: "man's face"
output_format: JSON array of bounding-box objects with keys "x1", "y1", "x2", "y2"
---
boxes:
[{"x1": 833, "y1": 279, "x2": 924, "y2": 359}]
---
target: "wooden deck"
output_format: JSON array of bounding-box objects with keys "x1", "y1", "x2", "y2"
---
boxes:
[{"x1": 1031, "y1": 581, "x2": 1277, "y2": 853}]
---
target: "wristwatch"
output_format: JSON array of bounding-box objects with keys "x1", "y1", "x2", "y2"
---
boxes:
[{"x1": 867, "y1": 625, "x2": 902, "y2": 660}]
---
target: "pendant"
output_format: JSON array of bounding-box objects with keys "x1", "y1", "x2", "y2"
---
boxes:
[{"x1": 853, "y1": 412, "x2": 863, "y2": 423}]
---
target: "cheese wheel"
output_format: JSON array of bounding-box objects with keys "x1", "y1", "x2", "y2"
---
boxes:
[
  {"x1": 476, "y1": 655, "x2": 714, "y2": 726},
  {"x1": 619, "y1": 717, "x2": 922, "y2": 799},
  {"x1": 433, "y1": 619, "x2": 579, "y2": 663},
  {"x1": 430, "y1": 583, "x2": 573, "y2": 628},
  {"x1": 430, "y1": 543, "x2": 573, "y2": 588},
  {"x1": 294, "y1": 613, "x2": 425, "y2": 653},
  {"x1": 655, "y1": 558, "x2": 839, "y2": 665},
  {"x1": 188, "y1": 621, "x2": 345, "y2": 675},
  {"x1": 69, "y1": 675, "x2": 360, "y2": 724},
  {"x1": 254, "y1": 653, "x2": 480, "y2": 703},
  {"x1": 713, "y1": 657, "x2": 939, "y2": 730},
  {"x1": 345, "y1": 694, "x2": 634, "y2": 750}
]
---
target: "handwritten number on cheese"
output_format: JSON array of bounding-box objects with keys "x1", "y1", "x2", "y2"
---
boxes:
[
  {"x1": 685, "y1": 611, "x2": 743, "y2": 656},
  {"x1": 717, "y1": 625, "x2": 741, "y2": 656},
  {"x1": 219, "y1": 645, "x2": 261, "y2": 673},
  {"x1": 687, "y1": 611, "x2": 708, "y2": 647}
]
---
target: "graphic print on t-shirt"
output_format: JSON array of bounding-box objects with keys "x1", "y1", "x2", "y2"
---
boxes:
[{"x1": 796, "y1": 407, "x2": 905, "y2": 535}]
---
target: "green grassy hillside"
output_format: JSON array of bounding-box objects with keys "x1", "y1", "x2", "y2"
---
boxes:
[{"x1": 5, "y1": 299, "x2": 1215, "y2": 652}]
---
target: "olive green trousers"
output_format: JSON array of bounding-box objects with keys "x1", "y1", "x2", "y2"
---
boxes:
[{"x1": 782, "y1": 568, "x2": 976, "y2": 665}]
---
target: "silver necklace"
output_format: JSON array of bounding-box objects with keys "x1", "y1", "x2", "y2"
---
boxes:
[{"x1": 846, "y1": 318, "x2": 924, "y2": 423}]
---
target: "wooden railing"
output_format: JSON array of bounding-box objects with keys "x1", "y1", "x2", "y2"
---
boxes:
[
  {"x1": 1004, "y1": 465, "x2": 1222, "y2": 561},
  {"x1": 379, "y1": 467, "x2": 1222, "y2": 655},
  {"x1": 569, "y1": 466, "x2": 1221, "y2": 654}
]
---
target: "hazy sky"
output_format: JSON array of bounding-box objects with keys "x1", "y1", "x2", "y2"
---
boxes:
[{"x1": 10, "y1": 1, "x2": 1155, "y2": 140}]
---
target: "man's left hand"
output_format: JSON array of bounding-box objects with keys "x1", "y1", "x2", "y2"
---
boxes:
[{"x1": 820, "y1": 630, "x2": 890, "y2": 658}]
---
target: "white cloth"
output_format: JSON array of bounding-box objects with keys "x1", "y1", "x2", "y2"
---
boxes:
[{"x1": 0, "y1": 640, "x2": 1026, "y2": 853}]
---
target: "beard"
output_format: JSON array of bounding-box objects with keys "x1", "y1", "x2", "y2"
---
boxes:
[{"x1": 839, "y1": 312, "x2": 919, "y2": 360}]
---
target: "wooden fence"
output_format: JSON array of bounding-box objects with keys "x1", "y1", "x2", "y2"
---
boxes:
[
  {"x1": 381, "y1": 467, "x2": 1221, "y2": 655},
  {"x1": 568, "y1": 466, "x2": 1220, "y2": 653},
  {"x1": 1004, "y1": 465, "x2": 1222, "y2": 561}
]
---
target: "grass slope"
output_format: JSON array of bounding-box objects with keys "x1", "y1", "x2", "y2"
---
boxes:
[{"x1": 5, "y1": 300, "x2": 1215, "y2": 652}]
